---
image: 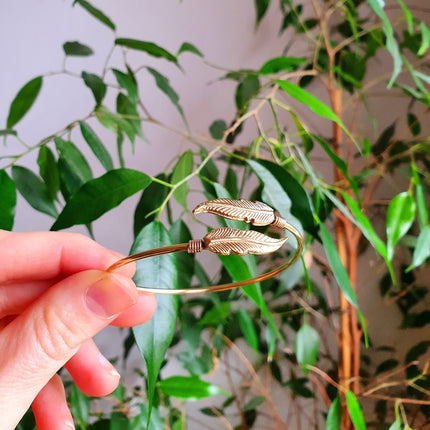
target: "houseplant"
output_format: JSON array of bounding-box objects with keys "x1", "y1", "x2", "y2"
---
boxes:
[{"x1": 2, "y1": 0, "x2": 429, "y2": 428}]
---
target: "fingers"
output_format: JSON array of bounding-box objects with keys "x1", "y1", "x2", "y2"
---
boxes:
[
  {"x1": 0, "y1": 270, "x2": 143, "y2": 428},
  {"x1": 65, "y1": 339, "x2": 120, "y2": 397},
  {"x1": 65, "y1": 291, "x2": 157, "y2": 396},
  {"x1": 0, "y1": 281, "x2": 156, "y2": 326},
  {"x1": 32, "y1": 375, "x2": 74, "y2": 430},
  {"x1": 0, "y1": 280, "x2": 52, "y2": 319},
  {"x1": 111, "y1": 291, "x2": 156, "y2": 327},
  {"x1": 0, "y1": 231, "x2": 135, "y2": 284}
]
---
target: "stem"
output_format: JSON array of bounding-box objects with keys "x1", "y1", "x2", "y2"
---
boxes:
[{"x1": 322, "y1": 5, "x2": 361, "y2": 422}]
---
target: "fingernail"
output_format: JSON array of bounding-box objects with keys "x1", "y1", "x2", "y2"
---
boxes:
[
  {"x1": 85, "y1": 274, "x2": 137, "y2": 319},
  {"x1": 61, "y1": 404, "x2": 75, "y2": 429},
  {"x1": 99, "y1": 354, "x2": 120, "y2": 379},
  {"x1": 64, "y1": 419, "x2": 75, "y2": 430}
]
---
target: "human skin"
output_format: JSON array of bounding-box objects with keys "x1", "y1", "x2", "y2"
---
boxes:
[{"x1": 0, "y1": 230, "x2": 157, "y2": 429}]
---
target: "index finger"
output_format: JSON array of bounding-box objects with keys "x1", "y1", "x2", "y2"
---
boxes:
[{"x1": 0, "y1": 230, "x2": 134, "y2": 284}]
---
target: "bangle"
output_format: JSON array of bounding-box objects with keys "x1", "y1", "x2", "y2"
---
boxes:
[{"x1": 107, "y1": 198, "x2": 303, "y2": 295}]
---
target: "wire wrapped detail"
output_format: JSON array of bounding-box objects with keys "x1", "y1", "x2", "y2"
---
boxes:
[{"x1": 107, "y1": 199, "x2": 304, "y2": 295}]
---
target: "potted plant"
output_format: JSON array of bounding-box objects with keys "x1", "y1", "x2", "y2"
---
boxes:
[{"x1": 2, "y1": 0, "x2": 429, "y2": 429}]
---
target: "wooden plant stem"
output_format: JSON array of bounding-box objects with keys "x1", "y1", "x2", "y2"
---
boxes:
[{"x1": 330, "y1": 86, "x2": 361, "y2": 430}]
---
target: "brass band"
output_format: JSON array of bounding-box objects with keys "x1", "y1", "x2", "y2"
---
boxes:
[{"x1": 107, "y1": 199, "x2": 304, "y2": 295}]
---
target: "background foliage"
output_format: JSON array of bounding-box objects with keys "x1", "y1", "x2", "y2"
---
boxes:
[{"x1": 3, "y1": 0, "x2": 430, "y2": 429}]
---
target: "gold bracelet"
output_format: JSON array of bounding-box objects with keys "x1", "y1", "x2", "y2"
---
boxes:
[{"x1": 107, "y1": 199, "x2": 303, "y2": 295}]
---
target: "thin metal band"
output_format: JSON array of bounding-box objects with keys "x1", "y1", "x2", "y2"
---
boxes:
[{"x1": 107, "y1": 220, "x2": 303, "y2": 295}]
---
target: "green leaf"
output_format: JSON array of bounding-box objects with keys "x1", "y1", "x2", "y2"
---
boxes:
[
  {"x1": 95, "y1": 106, "x2": 136, "y2": 143},
  {"x1": 362, "y1": 138, "x2": 371, "y2": 156},
  {"x1": 259, "y1": 56, "x2": 306, "y2": 75},
  {"x1": 131, "y1": 222, "x2": 178, "y2": 425},
  {"x1": 111, "y1": 383, "x2": 125, "y2": 402},
  {"x1": 366, "y1": 0, "x2": 402, "y2": 86},
  {"x1": 209, "y1": 120, "x2": 227, "y2": 140},
  {"x1": 170, "y1": 219, "x2": 194, "y2": 289},
  {"x1": 275, "y1": 80, "x2": 354, "y2": 143},
  {"x1": 237, "y1": 309, "x2": 259, "y2": 352},
  {"x1": 37, "y1": 146, "x2": 59, "y2": 200},
  {"x1": 320, "y1": 224, "x2": 358, "y2": 308},
  {"x1": 171, "y1": 150, "x2": 193, "y2": 208},
  {"x1": 0, "y1": 170, "x2": 16, "y2": 230},
  {"x1": 12, "y1": 166, "x2": 57, "y2": 218},
  {"x1": 406, "y1": 225, "x2": 430, "y2": 272},
  {"x1": 386, "y1": 192, "x2": 416, "y2": 261},
  {"x1": 326, "y1": 396, "x2": 341, "y2": 430},
  {"x1": 418, "y1": 22, "x2": 430, "y2": 56},
  {"x1": 15, "y1": 410, "x2": 35, "y2": 430},
  {"x1": 388, "y1": 419, "x2": 403, "y2": 430},
  {"x1": 250, "y1": 159, "x2": 317, "y2": 236},
  {"x1": 295, "y1": 323, "x2": 319, "y2": 374},
  {"x1": 69, "y1": 384, "x2": 89, "y2": 427},
  {"x1": 115, "y1": 38, "x2": 177, "y2": 64},
  {"x1": 146, "y1": 67, "x2": 187, "y2": 127},
  {"x1": 134, "y1": 174, "x2": 169, "y2": 236},
  {"x1": 280, "y1": 5, "x2": 302, "y2": 33},
  {"x1": 199, "y1": 302, "x2": 230, "y2": 326},
  {"x1": 395, "y1": 0, "x2": 413, "y2": 33},
  {"x1": 63, "y1": 41, "x2": 93, "y2": 56},
  {"x1": 246, "y1": 159, "x2": 292, "y2": 222},
  {"x1": 224, "y1": 166, "x2": 238, "y2": 199},
  {"x1": 7, "y1": 76, "x2": 43, "y2": 128},
  {"x1": 284, "y1": 377, "x2": 314, "y2": 398},
  {"x1": 407, "y1": 112, "x2": 420, "y2": 136},
  {"x1": 254, "y1": 0, "x2": 270, "y2": 26},
  {"x1": 131, "y1": 404, "x2": 164, "y2": 430},
  {"x1": 375, "y1": 358, "x2": 398, "y2": 375},
  {"x1": 411, "y1": 164, "x2": 428, "y2": 229},
  {"x1": 339, "y1": 191, "x2": 388, "y2": 262},
  {"x1": 54, "y1": 137, "x2": 92, "y2": 184},
  {"x1": 57, "y1": 159, "x2": 83, "y2": 201},
  {"x1": 320, "y1": 223, "x2": 368, "y2": 345},
  {"x1": 276, "y1": 79, "x2": 339, "y2": 123},
  {"x1": 79, "y1": 121, "x2": 114, "y2": 171},
  {"x1": 236, "y1": 75, "x2": 260, "y2": 115},
  {"x1": 177, "y1": 42, "x2": 203, "y2": 57},
  {"x1": 51, "y1": 169, "x2": 151, "y2": 230},
  {"x1": 116, "y1": 92, "x2": 143, "y2": 142},
  {"x1": 265, "y1": 322, "x2": 277, "y2": 361},
  {"x1": 243, "y1": 396, "x2": 265, "y2": 411},
  {"x1": 158, "y1": 375, "x2": 228, "y2": 400},
  {"x1": 345, "y1": 390, "x2": 366, "y2": 430},
  {"x1": 112, "y1": 69, "x2": 138, "y2": 104},
  {"x1": 337, "y1": 51, "x2": 366, "y2": 90},
  {"x1": 82, "y1": 72, "x2": 106, "y2": 106},
  {"x1": 74, "y1": 0, "x2": 116, "y2": 31},
  {"x1": 323, "y1": 189, "x2": 394, "y2": 280},
  {"x1": 109, "y1": 413, "x2": 129, "y2": 430},
  {"x1": 288, "y1": 109, "x2": 313, "y2": 153}
]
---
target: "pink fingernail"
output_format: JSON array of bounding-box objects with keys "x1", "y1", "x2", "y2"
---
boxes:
[{"x1": 85, "y1": 274, "x2": 137, "y2": 319}]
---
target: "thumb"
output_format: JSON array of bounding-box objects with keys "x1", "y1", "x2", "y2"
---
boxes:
[{"x1": 0, "y1": 270, "x2": 137, "y2": 427}]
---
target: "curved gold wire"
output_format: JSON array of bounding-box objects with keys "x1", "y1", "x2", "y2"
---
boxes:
[{"x1": 107, "y1": 199, "x2": 304, "y2": 295}]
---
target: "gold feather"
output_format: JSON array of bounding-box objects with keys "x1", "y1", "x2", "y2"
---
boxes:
[
  {"x1": 202, "y1": 227, "x2": 287, "y2": 256},
  {"x1": 193, "y1": 198, "x2": 276, "y2": 226}
]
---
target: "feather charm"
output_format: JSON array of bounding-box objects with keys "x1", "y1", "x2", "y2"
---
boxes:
[
  {"x1": 193, "y1": 198, "x2": 276, "y2": 226},
  {"x1": 202, "y1": 227, "x2": 287, "y2": 256}
]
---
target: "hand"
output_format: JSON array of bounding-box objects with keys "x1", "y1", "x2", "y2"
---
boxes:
[{"x1": 0, "y1": 230, "x2": 156, "y2": 430}]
